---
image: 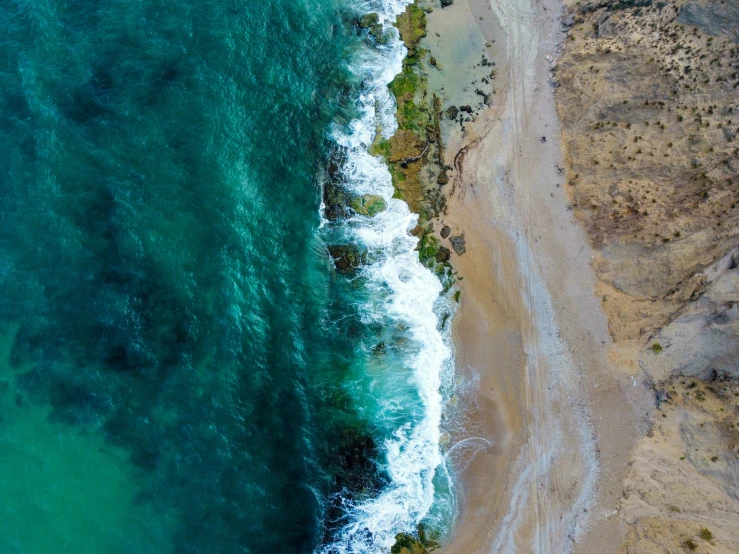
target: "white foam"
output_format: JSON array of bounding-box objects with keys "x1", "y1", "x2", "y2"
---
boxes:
[{"x1": 319, "y1": 2, "x2": 456, "y2": 552}]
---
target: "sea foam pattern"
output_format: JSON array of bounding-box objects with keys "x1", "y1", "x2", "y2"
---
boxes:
[{"x1": 320, "y1": 1, "x2": 455, "y2": 552}]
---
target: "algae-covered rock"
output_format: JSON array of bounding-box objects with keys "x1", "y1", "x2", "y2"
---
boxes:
[
  {"x1": 328, "y1": 245, "x2": 362, "y2": 274},
  {"x1": 369, "y1": 24, "x2": 387, "y2": 44},
  {"x1": 436, "y1": 246, "x2": 451, "y2": 263},
  {"x1": 418, "y1": 233, "x2": 441, "y2": 268},
  {"x1": 350, "y1": 194, "x2": 387, "y2": 217},
  {"x1": 323, "y1": 180, "x2": 350, "y2": 221},
  {"x1": 396, "y1": 4, "x2": 427, "y2": 53},
  {"x1": 358, "y1": 13, "x2": 379, "y2": 28},
  {"x1": 436, "y1": 169, "x2": 449, "y2": 185},
  {"x1": 390, "y1": 532, "x2": 439, "y2": 554},
  {"x1": 445, "y1": 105, "x2": 458, "y2": 120}
]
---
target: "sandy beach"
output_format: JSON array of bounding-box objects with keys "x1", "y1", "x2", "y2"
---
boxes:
[{"x1": 421, "y1": 0, "x2": 649, "y2": 551}]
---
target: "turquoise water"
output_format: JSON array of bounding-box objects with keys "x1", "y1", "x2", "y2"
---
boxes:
[{"x1": 0, "y1": 1, "x2": 455, "y2": 552}]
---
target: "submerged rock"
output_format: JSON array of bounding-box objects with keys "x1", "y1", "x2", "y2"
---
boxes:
[
  {"x1": 445, "y1": 105, "x2": 458, "y2": 120},
  {"x1": 328, "y1": 245, "x2": 362, "y2": 275},
  {"x1": 449, "y1": 234, "x2": 466, "y2": 256}
]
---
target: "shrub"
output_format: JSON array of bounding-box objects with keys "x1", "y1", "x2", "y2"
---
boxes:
[{"x1": 699, "y1": 527, "x2": 713, "y2": 541}]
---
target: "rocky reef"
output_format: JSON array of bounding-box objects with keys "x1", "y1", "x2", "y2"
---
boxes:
[
  {"x1": 370, "y1": 2, "x2": 454, "y2": 285},
  {"x1": 326, "y1": 2, "x2": 455, "y2": 287}
]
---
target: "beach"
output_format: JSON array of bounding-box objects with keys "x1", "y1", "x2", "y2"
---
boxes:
[{"x1": 419, "y1": 0, "x2": 648, "y2": 551}]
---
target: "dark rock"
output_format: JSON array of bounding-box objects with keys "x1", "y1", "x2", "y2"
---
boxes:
[
  {"x1": 460, "y1": 105, "x2": 473, "y2": 113},
  {"x1": 328, "y1": 245, "x2": 362, "y2": 275},
  {"x1": 540, "y1": 136, "x2": 547, "y2": 143},
  {"x1": 323, "y1": 180, "x2": 350, "y2": 221},
  {"x1": 436, "y1": 246, "x2": 451, "y2": 263},
  {"x1": 324, "y1": 428, "x2": 386, "y2": 540},
  {"x1": 437, "y1": 169, "x2": 449, "y2": 185},
  {"x1": 441, "y1": 0, "x2": 454, "y2": 7},
  {"x1": 446, "y1": 105, "x2": 459, "y2": 120},
  {"x1": 655, "y1": 388, "x2": 671, "y2": 409},
  {"x1": 429, "y1": 57, "x2": 437, "y2": 67},
  {"x1": 440, "y1": 225, "x2": 451, "y2": 238},
  {"x1": 449, "y1": 235, "x2": 466, "y2": 256},
  {"x1": 483, "y1": 94, "x2": 492, "y2": 106},
  {"x1": 371, "y1": 342, "x2": 386, "y2": 355}
]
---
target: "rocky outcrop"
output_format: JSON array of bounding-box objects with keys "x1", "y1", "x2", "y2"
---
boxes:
[
  {"x1": 640, "y1": 248, "x2": 739, "y2": 381},
  {"x1": 449, "y1": 235, "x2": 465, "y2": 256},
  {"x1": 328, "y1": 245, "x2": 363, "y2": 275},
  {"x1": 350, "y1": 194, "x2": 387, "y2": 217},
  {"x1": 554, "y1": 0, "x2": 739, "y2": 549}
]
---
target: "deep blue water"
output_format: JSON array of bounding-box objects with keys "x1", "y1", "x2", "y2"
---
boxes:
[{"x1": 0, "y1": 1, "x2": 454, "y2": 553}]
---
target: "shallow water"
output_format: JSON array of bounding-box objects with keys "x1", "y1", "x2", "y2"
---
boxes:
[{"x1": 0, "y1": 0, "x2": 454, "y2": 552}]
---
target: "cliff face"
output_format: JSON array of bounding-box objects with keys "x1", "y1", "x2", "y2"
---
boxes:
[
  {"x1": 554, "y1": 0, "x2": 739, "y2": 550},
  {"x1": 555, "y1": 0, "x2": 739, "y2": 354}
]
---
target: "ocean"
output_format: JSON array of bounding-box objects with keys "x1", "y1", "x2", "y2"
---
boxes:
[{"x1": 0, "y1": 0, "x2": 454, "y2": 552}]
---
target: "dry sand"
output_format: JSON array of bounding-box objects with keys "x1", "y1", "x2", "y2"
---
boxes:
[{"x1": 420, "y1": 0, "x2": 651, "y2": 551}]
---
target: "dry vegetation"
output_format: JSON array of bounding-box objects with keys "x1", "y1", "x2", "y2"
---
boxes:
[
  {"x1": 555, "y1": 0, "x2": 739, "y2": 342},
  {"x1": 554, "y1": 0, "x2": 739, "y2": 549}
]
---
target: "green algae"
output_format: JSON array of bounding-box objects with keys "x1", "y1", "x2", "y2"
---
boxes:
[
  {"x1": 366, "y1": 1, "x2": 457, "y2": 288},
  {"x1": 350, "y1": 194, "x2": 387, "y2": 217},
  {"x1": 390, "y1": 530, "x2": 440, "y2": 554}
]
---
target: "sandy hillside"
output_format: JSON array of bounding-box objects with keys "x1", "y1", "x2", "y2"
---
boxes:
[{"x1": 553, "y1": 0, "x2": 739, "y2": 550}]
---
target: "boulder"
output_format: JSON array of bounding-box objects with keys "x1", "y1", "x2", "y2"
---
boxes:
[
  {"x1": 350, "y1": 194, "x2": 387, "y2": 217},
  {"x1": 460, "y1": 105, "x2": 472, "y2": 113},
  {"x1": 441, "y1": 0, "x2": 453, "y2": 6},
  {"x1": 449, "y1": 235, "x2": 466, "y2": 256},
  {"x1": 440, "y1": 225, "x2": 451, "y2": 238},
  {"x1": 445, "y1": 106, "x2": 459, "y2": 120},
  {"x1": 436, "y1": 169, "x2": 449, "y2": 185},
  {"x1": 436, "y1": 246, "x2": 451, "y2": 263}
]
